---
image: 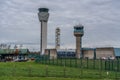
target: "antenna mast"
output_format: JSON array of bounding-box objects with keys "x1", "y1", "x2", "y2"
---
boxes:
[{"x1": 55, "y1": 27, "x2": 60, "y2": 49}]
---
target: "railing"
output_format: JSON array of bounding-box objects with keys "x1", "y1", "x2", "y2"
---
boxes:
[{"x1": 35, "y1": 57, "x2": 120, "y2": 71}]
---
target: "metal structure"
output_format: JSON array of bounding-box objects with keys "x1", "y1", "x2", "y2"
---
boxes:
[
  {"x1": 38, "y1": 8, "x2": 49, "y2": 54},
  {"x1": 55, "y1": 27, "x2": 60, "y2": 49},
  {"x1": 74, "y1": 24, "x2": 84, "y2": 58}
]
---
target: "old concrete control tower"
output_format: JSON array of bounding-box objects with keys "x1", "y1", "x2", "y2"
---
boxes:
[
  {"x1": 38, "y1": 8, "x2": 49, "y2": 54},
  {"x1": 74, "y1": 25, "x2": 84, "y2": 58}
]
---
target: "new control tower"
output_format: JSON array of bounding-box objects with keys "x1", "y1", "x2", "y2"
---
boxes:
[
  {"x1": 38, "y1": 8, "x2": 49, "y2": 54},
  {"x1": 74, "y1": 24, "x2": 84, "y2": 58}
]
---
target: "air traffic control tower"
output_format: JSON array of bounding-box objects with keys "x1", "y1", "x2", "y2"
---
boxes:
[
  {"x1": 38, "y1": 8, "x2": 49, "y2": 54},
  {"x1": 74, "y1": 25, "x2": 84, "y2": 58}
]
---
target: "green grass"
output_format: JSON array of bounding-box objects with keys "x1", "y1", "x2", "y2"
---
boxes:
[
  {"x1": 0, "y1": 61, "x2": 119, "y2": 80},
  {"x1": 0, "y1": 76, "x2": 108, "y2": 80}
]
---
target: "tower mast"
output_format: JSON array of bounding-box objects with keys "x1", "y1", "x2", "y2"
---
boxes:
[{"x1": 55, "y1": 27, "x2": 60, "y2": 49}]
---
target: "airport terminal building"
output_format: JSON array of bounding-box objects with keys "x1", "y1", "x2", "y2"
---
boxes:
[{"x1": 45, "y1": 47, "x2": 120, "y2": 59}]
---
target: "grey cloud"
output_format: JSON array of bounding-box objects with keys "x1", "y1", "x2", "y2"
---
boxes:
[{"x1": 0, "y1": 0, "x2": 120, "y2": 51}]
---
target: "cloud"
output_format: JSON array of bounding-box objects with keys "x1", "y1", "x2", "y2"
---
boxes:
[{"x1": 0, "y1": 0, "x2": 120, "y2": 51}]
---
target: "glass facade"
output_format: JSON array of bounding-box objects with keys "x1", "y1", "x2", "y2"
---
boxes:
[
  {"x1": 57, "y1": 51, "x2": 76, "y2": 58},
  {"x1": 38, "y1": 8, "x2": 49, "y2": 12},
  {"x1": 74, "y1": 26, "x2": 84, "y2": 33}
]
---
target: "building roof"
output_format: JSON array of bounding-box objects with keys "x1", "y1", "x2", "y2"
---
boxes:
[
  {"x1": 57, "y1": 49, "x2": 75, "y2": 52},
  {"x1": 0, "y1": 49, "x2": 13, "y2": 54},
  {"x1": 56, "y1": 48, "x2": 96, "y2": 52},
  {"x1": 0, "y1": 49, "x2": 29, "y2": 54},
  {"x1": 82, "y1": 48, "x2": 95, "y2": 50},
  {"x1": 19, "y1": 49, "x2": 29, "y2": 54}
]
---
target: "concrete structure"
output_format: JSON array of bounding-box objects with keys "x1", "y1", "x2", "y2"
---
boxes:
[
  {"x1": 96, "y1": 47, "x2": 115, "y2": 59},
  {"x1": 45, "y1": 49, "x2": 57, "y2": 59},
  {"x1": 45, "y1": 49, "x2": 75, "y2": 59},
  {"x1": 55, "y1": 27, "x2": 60, "y2": 49},
  {"x1": 74, "y1": 25, "x2": 84, "y2": 59},
  {"x1": 45, "y1": 47, "x2": 120, "y2": 59},
  {"x1": 82, "y1": 48, "x2": 95, "y2": 59},
  {"x1": 38, "y1": 8, "x2": 49, "y2": 54}
]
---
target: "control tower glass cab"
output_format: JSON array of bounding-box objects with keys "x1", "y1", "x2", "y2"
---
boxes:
[
  {"x1": 74, "y1": 25, "x2": 84, "y2": 37},
  {"x1": 74, "y1": 24, "x2": 84, "y2": 59},
  {"x1": 38, "y1": 8, "x2": 49, "y2": 55},
  {"x1": 38, "y1": 8, "x2": 49, "y2": 22}
]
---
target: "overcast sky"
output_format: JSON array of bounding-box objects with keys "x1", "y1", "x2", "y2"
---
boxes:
[{"x1": 0, "y1": 0, "x2": 120, "y2": 51}]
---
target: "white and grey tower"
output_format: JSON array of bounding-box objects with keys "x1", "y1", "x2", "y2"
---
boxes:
[{"x1": 38, "y1": 8, "x2": 49, "y2": 54}]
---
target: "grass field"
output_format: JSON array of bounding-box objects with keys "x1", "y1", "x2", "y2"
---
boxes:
[
  {"x1": 0, "y1": 61, "x2": 119, "y2": 80},
  {"x1": 0, "y1": 76, "x2": 106, "y2": 80}
]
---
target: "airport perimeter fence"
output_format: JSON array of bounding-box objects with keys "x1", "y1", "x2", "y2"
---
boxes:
[{"x1": 35, "y1": 56, "x2": 120, "y2": 72}]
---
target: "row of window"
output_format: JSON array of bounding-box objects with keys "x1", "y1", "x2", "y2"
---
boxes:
[{"x1": 57, "y1": 52, "x2": 76, "y2": 58}]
